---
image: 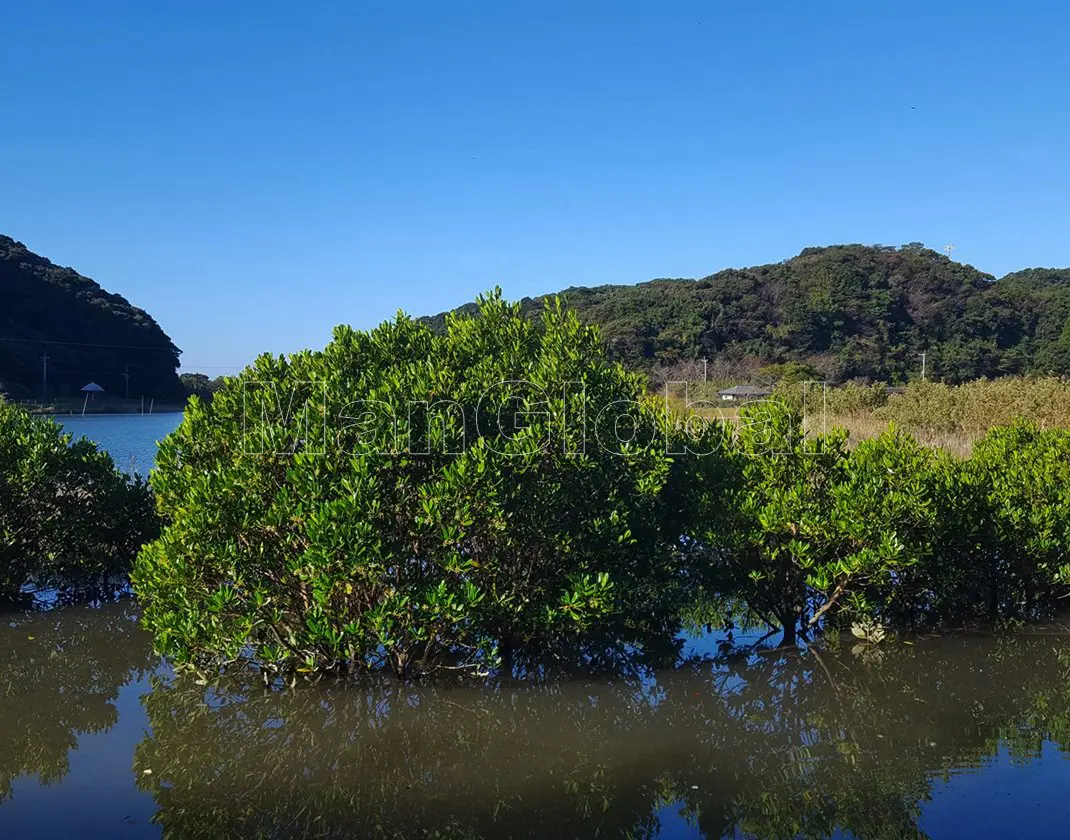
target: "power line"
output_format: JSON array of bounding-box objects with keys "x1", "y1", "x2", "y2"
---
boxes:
[
  {"x1": 1, "y1": 335, "x2": 246, "y2": 375},
  {"x1": 0, "y1": 335, "x2": 179, "y2": 351},
  {"x1": 10, "y1": 360, "x2": 243, "y2": 376}
]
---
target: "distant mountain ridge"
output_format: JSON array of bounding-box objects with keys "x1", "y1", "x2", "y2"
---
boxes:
[
  {"x1": 423, "y1": 244, "x2": 1070, "y2": 383},
  {"x1": 0, "y1": 235, "x2": 183, "y2": 400}
]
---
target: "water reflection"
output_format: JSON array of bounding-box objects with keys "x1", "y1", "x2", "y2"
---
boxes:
[
  {"x1": 0, "y1": 600, "x2": 153, "y2": 802},
  {"x1": 3, "y1": 608, "x2": 1070, "y2": 838},
  {"x1": 130, "y1": 633, "x2": 1070, "y2": 839}
]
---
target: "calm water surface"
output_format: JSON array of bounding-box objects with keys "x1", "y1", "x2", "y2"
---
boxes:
[
  {"x1": 53, "y1": 412, "x2": 183, "y2": 474},
  {"x1": 4, "y1": 416, "x2": 1070, "y2": 838}
]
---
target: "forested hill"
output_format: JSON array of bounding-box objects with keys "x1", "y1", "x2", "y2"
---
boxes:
[
  {"x1": 0, "y1": 235, "x2": 183, "y2": 400},
  {"x1": 423, "y1": 244, "x2": 1070, "y2": 383}
]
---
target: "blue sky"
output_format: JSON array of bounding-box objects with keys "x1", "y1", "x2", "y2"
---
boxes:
[{"x1": 4, "y1": 1, "x2": 1069, "y2": 373}]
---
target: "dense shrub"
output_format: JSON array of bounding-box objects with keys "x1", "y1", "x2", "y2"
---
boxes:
[
  {"x1": 835, "y1": 388, "x2": 1070, "y2": 627},
  {"x1": 690, "y1": 398, "x2": 1070, "y2": 639},
  {"x1": 134, "y1": 293, "x2": 703, "y2": 678},
  {"x1": 963, "y1": 422, "x2": 1070, "y2": 619},
  {"x1": 133, "y1": 304, "x2": 1070, "y2": 672},
  {"x1": 693, "y1": 402, "x2": 942, "y2": 644},
  {"x1": 876, "y1": 423, "x2": 1070, "y2": 628},
  {"x1": 0, "y1": 401, "x2": 157, "y2": 603}
]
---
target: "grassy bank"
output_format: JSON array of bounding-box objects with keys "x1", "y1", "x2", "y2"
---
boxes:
[{"x1": 671, "y1": 376, "x2": 1070, "y2": 455}]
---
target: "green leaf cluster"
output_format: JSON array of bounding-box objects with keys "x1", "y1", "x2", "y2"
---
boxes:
[
  {"x1": 693, "y1": 401, "x2": 1070, "y2": 643},
  {"x1": 694, "y1": 401, "x2": 944, "y2": 644},
  {"x1": 0, "y1": 400, "x2": 158, "y2": 602},
  {"x1": 134, "y1": 291, "x2": 701, "y2": 678}
]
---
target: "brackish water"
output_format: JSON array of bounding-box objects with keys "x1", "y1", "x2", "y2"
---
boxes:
[
  {"x1": 53, "y1": 412, "x2": 183, "y2": 475},
  {"x1": 4, "y1": 416, "x2": 1070, "y2": 838},
  {"x1": 5, "y1": 604, "x2": 1070, "y2": 839}
]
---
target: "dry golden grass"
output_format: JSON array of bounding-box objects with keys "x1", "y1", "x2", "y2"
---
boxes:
[
  {"x1": 663, "y1": 376, "x2": 1070, "y2": 456},
  {"x1": 874, "y1": 378, "x2": 1070, "y2": 435},
  {"x1": 808, "y1": 413, "x2": 976, "y2": 457},
  {"x1": 661, "y1": 394, "x2": 741, "y2": 423}
]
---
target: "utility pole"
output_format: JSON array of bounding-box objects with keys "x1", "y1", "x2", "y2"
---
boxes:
[
  {"x1": 919, "y1": 352, "x2": 927, "y2": 381},
  {"x1": 943, "y1": 243, "x2": 956, "y2": 258},
  {"x1": 702, "y1": 358, "x2": 708, "y2": 383},
  {"x1": 123, "y1": 364, "x2": 131, "y2": 399},
  {"x1": 41, "y1": 352, "x2": 49, "y2": 399}
]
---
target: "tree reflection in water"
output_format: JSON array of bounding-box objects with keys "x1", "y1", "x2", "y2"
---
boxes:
[
  {"x1": 133, "y1": 633, "x2": 1070, "y2": 839},
  {"x1": 0, "y1": 599, "x2": 154, "y2": 803}
]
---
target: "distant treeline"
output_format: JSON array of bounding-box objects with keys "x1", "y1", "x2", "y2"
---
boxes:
[
  {"x1": 178, "y1": 372, "x2": 226, "y2": 401},
  {"x1": 425, "y1": 243, "x2": 1070, "y2": 384},
  {"x1": 0, "y1": 235, "x2": 183, "y2": 401}
]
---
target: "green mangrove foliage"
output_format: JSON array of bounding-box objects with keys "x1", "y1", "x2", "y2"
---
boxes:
[
  {"x1": 693, "y1": 403, "x2": 1070, "y2": 642},
  {"x1": 0, "y1": 401, "x2": 157, "y2": 603},
  {"x1": 854, "y1": 420, "x2": 1070, "y2": 630},
  {"x1": 964, "y1": 422, "x2": 1070, "y2": 619},
  {"x1": 694, "y1": 402, "x2": 944, "y2": 645},
  {"x1": 134, "y1": 293, "x2": 702, "y2": 678},
  {"x1": 134, "y1": 292, "x2": 1070, "y2": 675}
]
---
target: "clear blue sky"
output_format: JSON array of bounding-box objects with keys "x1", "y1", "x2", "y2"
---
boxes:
[{"x1": 4, "y1": 1, "x2": 1069, "y2": 373}]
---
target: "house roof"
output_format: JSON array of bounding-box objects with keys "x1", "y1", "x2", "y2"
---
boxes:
[{"x1": 718, "y1": 385, "x2": 772, "y2": 397}]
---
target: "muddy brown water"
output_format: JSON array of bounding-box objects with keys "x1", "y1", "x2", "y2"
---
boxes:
[{"x1": 3, "y1": 600, "x2": 1070, "y2": 839}]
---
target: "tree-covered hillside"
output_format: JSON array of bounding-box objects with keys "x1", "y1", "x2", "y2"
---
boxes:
[
  {"x1": 0, "y1": 235, "x2": 183, "y2": 400},
  {"x1": 424, "y1": 244, "x2": 1070, "y2": 383}
]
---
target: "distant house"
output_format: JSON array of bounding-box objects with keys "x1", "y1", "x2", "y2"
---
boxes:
[
  {"x1": 718, "y1": 385, "x2": 772, "y2": 403},
  {"x1": 884, "y1": 386, "x2": 906, "y2": 396}
]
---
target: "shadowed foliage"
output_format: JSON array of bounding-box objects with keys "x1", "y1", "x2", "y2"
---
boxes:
[{"x1": 0, "y1": 401, "x2": 159, "y2": 603}]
